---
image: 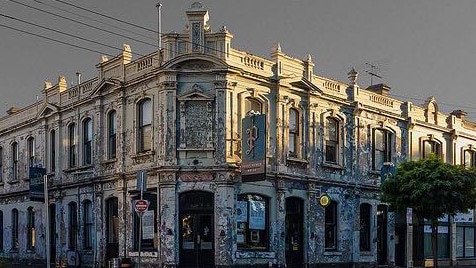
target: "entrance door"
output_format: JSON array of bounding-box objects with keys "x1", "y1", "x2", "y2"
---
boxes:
[
  {"x1": 105, "y1": 197, "x2": 119, "y2": 260},
  {"x1": 179, "y1": 192, "x2": 214, "y2": 268},
  {"x1": 285, "y1": 197, "x2": 304, "y2": 268},
  {"x1": 49, "y1": 204, "x2": 56, "y2": 263},
  {"x1": 377, "y1": 205, "x2": 388, "y2": 265}
]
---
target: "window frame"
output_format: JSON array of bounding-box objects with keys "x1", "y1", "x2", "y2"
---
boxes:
[
  {"x1": 83, "y1": 118, "x2": 93, "y2": 165},
  {"x1": 422, "y1": 139, "x2": 441, "y2": 158},
  {"x1": 324, "y1": 117, "x2": 340, "y2": 165},
  {"x1": 83, "y1": 200, "x2": 93, "y2": 250},
  {"x1": 27, "y1": 207, "x2": 35, "y2": 250},
  {"x1": 107, "y1": 110, "x2": 117, "y2": 159},
  {"x1": 27, "y1": 137, "x2": 35, "y2": 167},
  {"x1": 0, "y1": 210, "x2": 3, "y2": 252},
  {"x1": 237, "y1": 193, "x2": 270, "y2": 251},
  {"x1": 68, "y1": 202, "x2": 78, "y2": 250},
  {"x1": 288, "y1": 108, "x2": 300, "y2": 158},
  {"x1": 50, "y1": 130, "x2": 56, "y2": 172},
  {"x1": 372, "y1": 128, "x2": 392, "y2": 171},
  {"x1": 0, "y1": 146, "x2": 3, "y2": 182},
  {"x1": 138, "y1": 99, "x2": 152, "y2": 153},
  {"x1": 11, "y1": 142, "x2": 18, "y2": 181},
  {"x1": 11, "y1": 208, "x2": 18, "y2": 251},
  {"x1": 68, "y1": 124, "x2": 77, "y2": 168},
  {"x1": 463, "y1": 149, "x2": 476, "y2": 168},
  {"x1": 132, "y1": 192, "x2": 157, "y2": 251},
  {"x1": 325, "y1": 201, "x2": 338, "y2": 251}
]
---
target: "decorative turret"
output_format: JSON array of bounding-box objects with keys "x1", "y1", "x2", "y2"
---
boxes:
[{"x1": 186, "y1": 2, "x2": 210, "y2": 53}]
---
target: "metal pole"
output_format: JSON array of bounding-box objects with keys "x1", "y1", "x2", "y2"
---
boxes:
[
  {"x1": 44, "y1": 174, "x2": 50, "y2": 268},
  {"x1": 156, "y1": 2, "x2": 162, "y2": 50},
  {"x1": 138, "y1": 171, "x2": 144, "y2": 268}
]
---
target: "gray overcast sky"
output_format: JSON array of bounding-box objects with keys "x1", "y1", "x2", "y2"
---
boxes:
[{"x1": 2, "y1": 0, "x2": 476, "y2": 120}]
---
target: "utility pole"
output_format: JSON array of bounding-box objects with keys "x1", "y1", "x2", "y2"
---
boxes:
[{"x1": 44, "y1": 174, "x2": 50, "y2": 268}]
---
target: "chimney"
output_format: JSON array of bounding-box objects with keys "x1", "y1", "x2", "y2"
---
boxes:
[
  {"x1": 366, "y1": 83, "x2": 390, "y2": 96},
  {"x1": 7, "y1": 107, "x2": 20, "y2": 115},
  {"x1": 451, "y1": 109, "x2": 467, "y2": 119}
]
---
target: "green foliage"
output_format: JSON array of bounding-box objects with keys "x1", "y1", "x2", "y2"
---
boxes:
[{"x1": 381, "y1": 155, "x2": 476, "y2": 222}]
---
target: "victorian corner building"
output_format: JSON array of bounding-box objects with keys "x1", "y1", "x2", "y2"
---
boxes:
[{"x1": 1, "y1": 3, "x2": 476, "y2": 268}]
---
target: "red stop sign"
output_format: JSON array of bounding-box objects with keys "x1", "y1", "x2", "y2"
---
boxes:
[{"x1": 134, "y1": 199, "x2": 149, "y2": 213}]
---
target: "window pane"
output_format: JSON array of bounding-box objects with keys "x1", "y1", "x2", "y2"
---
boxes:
[
  {"x1": 457, "y1": 227, "x2": 464, "y2": 257},
  {"x1": 237, "y1": 194, "x2": 269, "y2": 251},
  {"x1": 326, "y1": 143, "x2": 337, "y2": 163},
  {"x1": 140, "y1": 100, "x2": 152, "y2": 126},
  {"x1": 245, "y1": 98, "x2": 261, "y2": 114},
  {"x1": 465, "y1": 227, "x2": 475, "y2": 257},
  {"x1": 325, "y1": 202, "x2": 337, "y2": 250}
]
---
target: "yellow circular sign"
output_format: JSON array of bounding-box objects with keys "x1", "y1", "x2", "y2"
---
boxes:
[{"x1": 319, "y1": 194, "x2": 331, "y2": 207}]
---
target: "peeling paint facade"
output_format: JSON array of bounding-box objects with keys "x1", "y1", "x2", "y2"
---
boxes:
[{"x1": 1, "y1": 3, "x2": 476, "y2": 268}]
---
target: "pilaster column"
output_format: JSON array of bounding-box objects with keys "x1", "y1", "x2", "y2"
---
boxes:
[
  {"x1": 214, "y1": 172, "x2": 235, "y2": 266},
  {"x1": 159, "y1": 173, "x2": 177, "y2": 267}
]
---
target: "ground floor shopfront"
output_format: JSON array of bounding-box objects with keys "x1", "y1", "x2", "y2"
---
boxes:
[{"x1": 0, "y1": 172, "x2": 393, "y2": 267}]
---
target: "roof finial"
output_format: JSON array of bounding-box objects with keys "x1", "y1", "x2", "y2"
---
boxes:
[{"x1": 348, "y1": 67, "x2": 358, "y2": 86}]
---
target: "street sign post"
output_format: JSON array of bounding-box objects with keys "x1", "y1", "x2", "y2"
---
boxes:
[{"x1": 134, "y1": 199, "x2": 150, "y2": 214}]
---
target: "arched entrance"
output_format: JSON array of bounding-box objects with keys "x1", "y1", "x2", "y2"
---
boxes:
[
  {"x1": 285, "y1": 197, "x2": 304, "y2": 268},
  {"x1": 179, "y1": 191, "x2": 214, "y2": 268}
]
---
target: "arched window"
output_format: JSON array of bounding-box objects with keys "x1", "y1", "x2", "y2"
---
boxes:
[
  {"x1": 83, "y1": 118, "x2": 93, "y2": 165},
  {"x1": 237, "y1": 194, "x2": 269, "y2": 251},
  {"x1": 27, "y1": 137, "x2": 35, "y2": 167},
  {"x1": 423, "y1": 139, "x2": 441, "y2": 158},
  {"x1": 138, "y1": 99, "x2": 152, "y2": 152},
  {"x1": 373, "y1": 129, "x2": 392, "y2": 170},
  {"x1": 325, "y1": 201, "x2": 338, "y2": 250},
  {"x1": 11, "y1": 208, "x2": 18, "y2": 250},
  {"x1": 289, "y1": 108, "x2": 300, "y2": 157},
  {"x1": 68, "y1": 124, "x2": 77, "y2": 168},
  {"x1": 245, "y1": 97, "x2": 262, "y2": 115},
  {"x1": 83, "y1": 200, "x2": 93, "y2": 250},
  {"x1": 27, "y1": 207, "x2": 35, "y2": 250},
  {"x1": 107, "y1": 110, "x2": 117, "y2": 159},
  {"x1": 50, "y1": 130, "x2": 56, "y2": 172},
  {"x1": 360, "y1": 203, "x2": 371, "y2": 251},
  {"x1": 11, "y1": 142, "x2": 18, "y2": 181},
  {"x1": 464, "y1": 149, "x2": 476, "y2": 168},
  {"x1": 68, "y1": 202, "x2": 78, "y2": 250},
  {"x1": 324, "y1": 118, "x2": 339, "y2": 164}
]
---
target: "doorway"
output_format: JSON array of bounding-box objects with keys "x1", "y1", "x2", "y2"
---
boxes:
[
  {"x1": 285, "y1": 197, "x2": 304, "y2": 268},
  {"x1": 105, "y1": 197, "x2": 119, "y2": 260},
  {"x1": 49, "y1": 204, "x2": 56, "y2": 263},
  {"x1": 377, "y1": 205, "x2": 388, "y2": 265},
  {"x1": 179, "y1": 191, "x2": 214, "y2": 268}
]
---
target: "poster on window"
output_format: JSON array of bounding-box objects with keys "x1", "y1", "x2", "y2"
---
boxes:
[
  {"x1": 236, "y1": 201, "x2": 248, "y2": 222},
  {"x1": 454, "y1": 210, "x2": 474, "y2": 223},
  {"x1": 249, "y1": 200, "x2": 265, "y2": 230},
  {"x1": 142, "y1": 210, "x2": 155, "y2": 239}
]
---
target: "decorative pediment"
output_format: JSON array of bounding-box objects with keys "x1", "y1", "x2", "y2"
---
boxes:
[
  {"x1": 36, "y1": 102, "x2": 59, "y2": 118},
  {"x1": 178, "y1": 84, "x2": 214, "y2": 101},
  {"x1": 89, "y1": 78, "x2": 118, "y2": 97},
  {"x1": 290, "y1": 78, "x2": 323, "y2": 94}
]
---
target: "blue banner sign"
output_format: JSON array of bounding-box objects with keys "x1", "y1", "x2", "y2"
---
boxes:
[
  {"x1": 29, "y1": 167, "x2": 46, "y2": 202},
  {"x1": 241, "y1": 114, "x2": 266, "y2": 181}
]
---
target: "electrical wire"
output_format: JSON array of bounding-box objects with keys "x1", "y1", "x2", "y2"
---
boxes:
[
  {"x1": 33, "y1": 0, "x2": 156, "y2": 42},
  {"x1": 51, "y1": 0, "x2": 156, "y2": 33},
  {"x1": 0, "y1": 23, "x2": 115, "y2": 57},
  {"x1": 7, "y1": 0, "x2": 155, "y2": 47},
  {"x1": 0, "y1": 13, "x2": 122, "y2": 53}
]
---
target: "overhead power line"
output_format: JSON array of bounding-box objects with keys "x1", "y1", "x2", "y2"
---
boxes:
[
  {"x1": 7, "y1": 0, "x2": 155, "y2": 47},
  {"x1": 0, "y1": 13, "x2": 122, "y2": 53},
  {"x1": 51, "y1": 0, "x2": 156, "y2": 33},
  {"x1": 33, "y1": 0, "x2": 156, "y2": 42},
  {"x1": 0, "y1": 23, "x2": 115, "y2": 57}
]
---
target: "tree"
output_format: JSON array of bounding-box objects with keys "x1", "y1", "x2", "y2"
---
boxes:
[{"x1": 381, "y1": 155, "x2": 476, "y2": 268}]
